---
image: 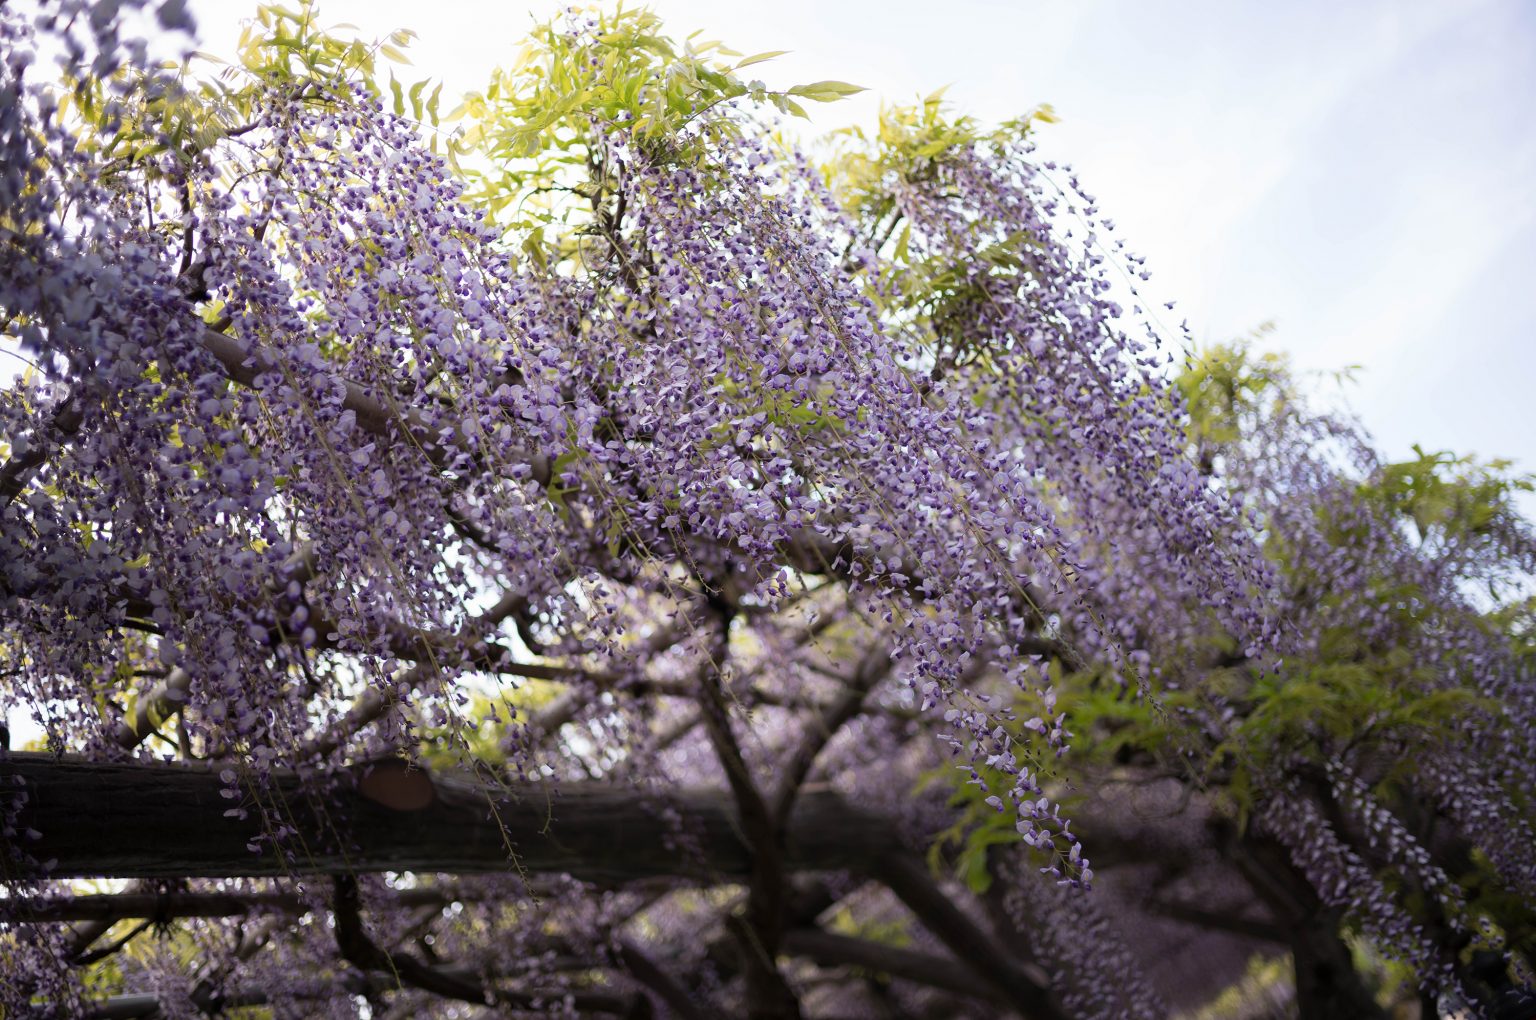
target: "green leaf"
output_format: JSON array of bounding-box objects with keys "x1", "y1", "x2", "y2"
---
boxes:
[
  {"x1": 788, "y1": 80, "x2": 866, "y2": 102},
  {"x1": 735, "y1": 50, "x2": 789, "y2": 69},
  {"x1": 389, "y1": 74, "x2": 404, "y2": 116},
  {"x1": 426, "y1": 82, "x2": 443, "y2": 125}
]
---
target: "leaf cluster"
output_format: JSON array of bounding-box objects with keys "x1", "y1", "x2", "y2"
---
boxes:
[{"x1": 449, "y1": 6, "x2": 860, "y2": 245}]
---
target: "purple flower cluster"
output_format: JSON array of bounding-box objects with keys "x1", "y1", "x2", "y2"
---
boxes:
[{"x1": 4, "y1": 5, "x2": 1529, "y2": 1016}]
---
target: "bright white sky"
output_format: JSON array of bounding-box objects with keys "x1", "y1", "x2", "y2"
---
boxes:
[{"x1": 176, "y1": 0, "x2": 1536, "y2": 485}]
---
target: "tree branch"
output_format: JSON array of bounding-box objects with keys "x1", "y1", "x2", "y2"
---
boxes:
[
  {"x1": 196, "y1": 325, "x2": 549, "y2": 487},
  {"x1": 782, "y1": 928, "x2": 1007, "y2": 1006},
  {"x1": 770, "y1": 643, "x2": 890, "y2": 830},
  {"x1": 0, "y1": 393, "x2": 83, "y2": 509},
  {"x1": 870, "y1": 853, "x2": 1063, "y2": 1020},
  {"x1": 616, "y1": 938, "x2": 715, "y2": 1020},
  {"x1": 1143, "y1": 896, "x2": 1285, "y2": 944},
  {"x1": 691, "y1": 605, "x2": 801, "y2": 1019},
  {"x1": 332, "y1": 874, "x2": 648, "y2": 1015}
]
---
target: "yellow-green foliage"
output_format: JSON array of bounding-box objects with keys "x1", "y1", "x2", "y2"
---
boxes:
[
  {"x1": 58, "y1": 2, "x2": 442, "y2": 180},
  {"x1": 450, "y1": 6, "x2": 860, "y2": 245},
  {"x1": 821, "y1": 94, "x2": 1059, "y2": 371},
  {"x1": 939, "y1": 341, "x2": 1533, "y2": 915}
]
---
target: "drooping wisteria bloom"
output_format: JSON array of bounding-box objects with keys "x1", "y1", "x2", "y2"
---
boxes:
[{"x1": 1, "y1": 4, "x2": 1532, "y2": 1019}]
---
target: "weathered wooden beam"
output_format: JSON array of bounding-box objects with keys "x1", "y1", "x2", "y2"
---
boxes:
[
  {"x1": 85, "y1": 971, "x2": 643, "y2": 1019},
  {"x1": 0, "y1": 886, "x2": 457, "y2": 924},
  {"x1": 1, "y1": 754, "x2": 1062, "y2": 1018},
  {"x1": 0, "y1": 754, "x2": 891, "y2": 884}
]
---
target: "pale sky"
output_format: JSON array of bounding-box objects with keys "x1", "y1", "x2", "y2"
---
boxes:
[{"x1": 167, "y1": 0, "x2": 1533, "y2": 488}]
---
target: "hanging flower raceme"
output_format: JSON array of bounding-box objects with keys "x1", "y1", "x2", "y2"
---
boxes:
[
  {"x1": 16, "y1": 4, "x2": 1531, "y2": 1017},
  {"x1": 2, "y1": 0, "x2": 1283, "y2": 878}
]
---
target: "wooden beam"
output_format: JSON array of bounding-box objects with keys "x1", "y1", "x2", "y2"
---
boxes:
[{"x1": 0, "y1": 754, "x2": 891, "y2": 884}]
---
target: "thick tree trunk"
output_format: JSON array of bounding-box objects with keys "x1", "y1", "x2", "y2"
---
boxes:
[
  {"x1": 1228, "y1": 831, "x2": 1387, "y2": 1020},
  {"x1": 1288, "y1": 909, "x2": 1387, "y2": 1020}
]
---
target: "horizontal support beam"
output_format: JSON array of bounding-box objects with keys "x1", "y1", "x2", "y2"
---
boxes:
[
  {"x1": 0, "y1": 886, "x2": 458, "y2": 924},
  {"x1": 0, "y1": 754, "x2": 892, "y2": 884},
  {"x1": 1, "y1": 754, "x2": 1061, "y2": 1018},
  {"x1": 86, "y1": 971, "x2": 642, "y2": 1019}
]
